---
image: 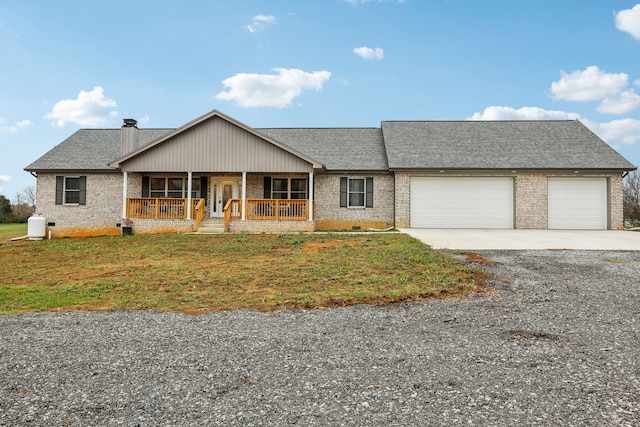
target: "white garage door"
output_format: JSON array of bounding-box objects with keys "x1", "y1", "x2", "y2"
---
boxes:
[
  {"x1": 410, "y1": 177, "x2": 514, "y2": 229},
  {"x1": 548, "y1": 178, "x2": 607, "y2": 230}
]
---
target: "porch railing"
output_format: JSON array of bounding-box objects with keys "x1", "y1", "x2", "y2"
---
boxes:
[
  {"x1": 223, "y1": 198, "x2": 309, "y2": 230},
  {"x1": 194, "y1": 199, "x2": 205, "y2": 230},
  {"x1": 245, "y1": 199, "x2": 308, "y2": 221},
  {"x1": 127, "y1": 198, "x2": 205, "y2": 220}
]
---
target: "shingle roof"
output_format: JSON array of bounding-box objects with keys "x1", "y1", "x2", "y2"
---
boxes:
[
  {"x1": 381, "y1": 120, "x2": 636, "y2": 170},
  {"x1": 25, "y1": 128, "x2": 172, "y2": 171},
  {"x1": 257, "y1": 128, "x2": 388, "y2": 171},
  {"x1": 25, "y1": 119, "x2": 635, "y2": 173}
]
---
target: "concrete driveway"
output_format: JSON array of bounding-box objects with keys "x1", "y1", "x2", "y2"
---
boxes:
[{"x1": 399, "y1": 228, "x2": 640, "y2": 250}]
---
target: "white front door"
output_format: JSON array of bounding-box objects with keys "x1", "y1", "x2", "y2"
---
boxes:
[{"x1": 210, "y1": 178, "x2": 237, "y2": 218}]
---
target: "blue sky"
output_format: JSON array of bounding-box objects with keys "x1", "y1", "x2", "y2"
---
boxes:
[{"x1": 1, "y1": 0, "x2": 639, "y2": 199}]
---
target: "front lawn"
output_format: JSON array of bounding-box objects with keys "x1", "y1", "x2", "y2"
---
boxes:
[
  {"x1": 0, "y1": 233, "x2": 487, "y2": 314},
  {"x1": 0, "y1": 223, "x2": 27, "y2": 241}
]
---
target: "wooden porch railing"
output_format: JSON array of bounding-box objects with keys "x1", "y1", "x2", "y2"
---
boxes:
[
  {"x1": 127, "y1": 198, "x2": 205, "y2": 220},
  {"x1": 222, "y1": 198, "x2": 309, "y2": 230},
  {"x1": 245, "y1": 199, "x2": 308, "y2": 221},
  {"x1": 223, "y1": 199, "x2": 242, "y2": 232},
  {"x1": 194, "y1": 198, "x2": 205, "y2": 230}
]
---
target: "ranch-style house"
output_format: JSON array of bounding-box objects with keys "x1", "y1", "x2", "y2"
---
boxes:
[{"x1": 25, "y1": 109, "x2": 636, "y2": 237}]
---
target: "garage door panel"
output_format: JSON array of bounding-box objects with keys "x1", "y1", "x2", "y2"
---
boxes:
[
  {"x1": 410, "y1": 177, "x2": 514, "y2": 229},
  {"x1": 548, "y1": 178, "x2": 607, "y2": 230}
]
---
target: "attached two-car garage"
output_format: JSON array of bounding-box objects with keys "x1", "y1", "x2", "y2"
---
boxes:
[{"x1": 409, "y1": 177, "x2": 608, "y2": 230}]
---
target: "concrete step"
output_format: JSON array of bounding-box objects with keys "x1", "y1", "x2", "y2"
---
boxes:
[
  {"x1": 197, "y1": 226, "x2": 225, "y2": 234},
  {"x1": 197, "y1": 219, "x2": 225, "y2": 233}
]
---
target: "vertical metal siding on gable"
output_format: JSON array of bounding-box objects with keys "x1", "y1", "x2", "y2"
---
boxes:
[{"x1": 121, "y1": 117, "x2": 313, "y2": 173}]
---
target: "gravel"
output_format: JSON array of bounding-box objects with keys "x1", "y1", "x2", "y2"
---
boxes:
[{"x1": 1, "y1": 250, "x2": 638, "y2": 426}]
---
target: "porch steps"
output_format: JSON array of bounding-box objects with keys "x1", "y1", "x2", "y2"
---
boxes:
[{"x1": 197, "y1": 219, "x2": 226, "y2": 234}]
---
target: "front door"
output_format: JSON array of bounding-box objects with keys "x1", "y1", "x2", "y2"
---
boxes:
[{"x1": 210, "y1": 179, "x2": 236, "y2": 218}]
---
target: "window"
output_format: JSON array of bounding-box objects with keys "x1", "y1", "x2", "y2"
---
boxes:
[
  {"x1": 55, "y1": 176, "x2": 87, "y2": 205},
  {"x1": 340, "y1": 177, "x2": 373, "y2": 208},
  {"x1": 264, "y1": 177, "x2": 308, "y2": 199},
  {"x1": 146, "y1": 177, "x2": 201, "y2": 198},
  {"x1": 64, "y1": 177, "x2": 80, "y2": 204}
]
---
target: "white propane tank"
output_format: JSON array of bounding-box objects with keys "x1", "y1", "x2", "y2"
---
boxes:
[{"x1": 28, "y1": 213, "x2": 47, "y2": 240}]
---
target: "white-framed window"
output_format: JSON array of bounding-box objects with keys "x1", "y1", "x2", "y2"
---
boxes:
[
  {"x1": 266, "y1": 177, "x2": 308, "y2": 200},
  {"x1": 340, "y1": 177, "x2": 373, "y2": 208},
  {"x1": 148, "y1": 177, "x2": 201, "y2": 198}
]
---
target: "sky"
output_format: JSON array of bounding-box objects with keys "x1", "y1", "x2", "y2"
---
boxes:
[{"x1": 1, "y1": 0, "x2": 640, "y2": 200}]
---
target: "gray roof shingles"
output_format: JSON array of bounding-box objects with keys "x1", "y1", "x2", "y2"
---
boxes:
[
  {"x1": 25, "y1": 129, "x2": 173, "y2": 171},
  {"x1": 257, "y1": 128, "x2": 388, "y2": 171},
  {"x1": 381, "y1": 120, "x2": 636, "y2": 170},
  {"x1": 25, "y1": 119, "x2": 636, "y2": 173}
]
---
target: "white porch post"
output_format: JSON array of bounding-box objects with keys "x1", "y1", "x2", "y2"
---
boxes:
[
  {"x1": 308, "y1": 171, "x2": 314, "y2": 221},
  {"x1": 241, "y1": 171, "x2": 247, "y2": 220},
  {"x1": 186, "y1": 171, "x2": 193, "y2": 220},
  {"x1": 122, "y1": 171, "x2": 128, "y2": 218}
]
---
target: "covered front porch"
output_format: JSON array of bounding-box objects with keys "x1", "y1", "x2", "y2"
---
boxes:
[
  {"x1": 125, "y1": 195, "x2": 313, "y2": 233},
  {"x1": 111, "y1": 110, "x2": 323, "y2": 234}
]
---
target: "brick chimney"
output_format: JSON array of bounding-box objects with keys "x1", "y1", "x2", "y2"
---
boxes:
[{"x1": 121, "y1": 118, "x2": 139, "y2": 155}]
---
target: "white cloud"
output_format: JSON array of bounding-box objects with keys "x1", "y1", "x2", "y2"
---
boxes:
[
  {"x1": 0, "y1": 175, "x2": 11, "y2": 193},
  {"x1": 45, "y1": 86, "x2": 118, "y2": 127},
  {"x1": 468, "y1": 106, "x2": 580, "y2": 120},
  {"x1": 0, "y1": 118, "x2": 33, "y2": 133},
  {"x1": 587, "y1": 118, "x2": 640, "y2": 146},
  {"x1": 247, "y1": 15, "x2": 276, "y2": 33},
  {"x1": 550, "y1": 66, "x2": 628, "y2": 102},
  {"x1": 353, "y1": 46, "x2": 384, "y2": 60},
  {"x1": 137, "y1": 114, "x2": 150, "y2": 125},
  {"x1": 469, "y1": 105, "x2": 640, "y2": 150},
  {"x1": 615, "y1": 4, "x2": 640, "y2": 40},
  {"x1": 596, "y1": 89, "x2": 640, "y2": 114},
  {"x1": 216, "y1": 68, "x2": 332, "y2": 108}
]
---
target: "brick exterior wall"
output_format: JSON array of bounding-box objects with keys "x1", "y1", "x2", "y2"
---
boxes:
[
  {"x1": 314, "y1": 174, "x2": 394, "y2": 231},
  {"x1": 36, "y1": 170, "x2": 625, "y2": 236},
  {"x1": 395, "y1": 171, "x2": 625, "y2": 230},
  {"x1": 229, "y1": 220, "x2": 316, "y2": 233},
  {"x1": 515, "y1": 174, "x2": 547, "y2": 229},
  {"x1": 36, "y1": 173, "x2": 124, "y2": 237}
]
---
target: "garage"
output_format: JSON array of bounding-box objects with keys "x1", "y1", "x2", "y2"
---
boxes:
[
  {"x1": 410, "y1": 177, "x2": 514, "y2": 229},
  {"x1": 548, "y1": 178, "x2": 608, "y2": 230}
]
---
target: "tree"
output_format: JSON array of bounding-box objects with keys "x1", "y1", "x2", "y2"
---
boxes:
[
  {"x1": 0, "y1": 195, "x2": 13, "y2": 223},
  {"x1": 12, "y1": 186, "x2": 36, "y2": 220},
  {"x1": 623, "y1": 171, "x2": 640, "y2": 226},
  {"x1": 20, "y1": 185, "x2": 36, "y2": 210}
]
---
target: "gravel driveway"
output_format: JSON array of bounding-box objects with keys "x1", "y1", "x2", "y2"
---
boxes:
[{"x1": 1, "y1": 250, "x2": 638, "y2": 426}]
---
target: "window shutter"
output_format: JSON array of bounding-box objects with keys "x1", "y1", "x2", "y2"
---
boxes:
[
  {"x1": 200, "y1": 177, "x2": 208, "y2": 204},
  {"x1": 78, "y1": 176, "x2": 87, "y2": 205},
  {"x1": 365, "y1": 177, "x2": 373, "y2": 208},
  {"x1": 340, "y1": 177, "x2": 348, "y2": 207},
  {"x1": 55, "y1": 176, "x2": 64, "y2": 205},
  {"x1": 142, "y1": 176, "x2": 149, "y2": 197},
  {"x1": 264, "y1": 176, "x2": 271, "y2": 198}
]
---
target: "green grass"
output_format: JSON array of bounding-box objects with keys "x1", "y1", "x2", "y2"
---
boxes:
[
  {"x1": 0, "y1": 233, "x2": 487, "y2": 314},
  {"x1": 0, "y1": 223, "x2": 27, "y2": 241}
]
